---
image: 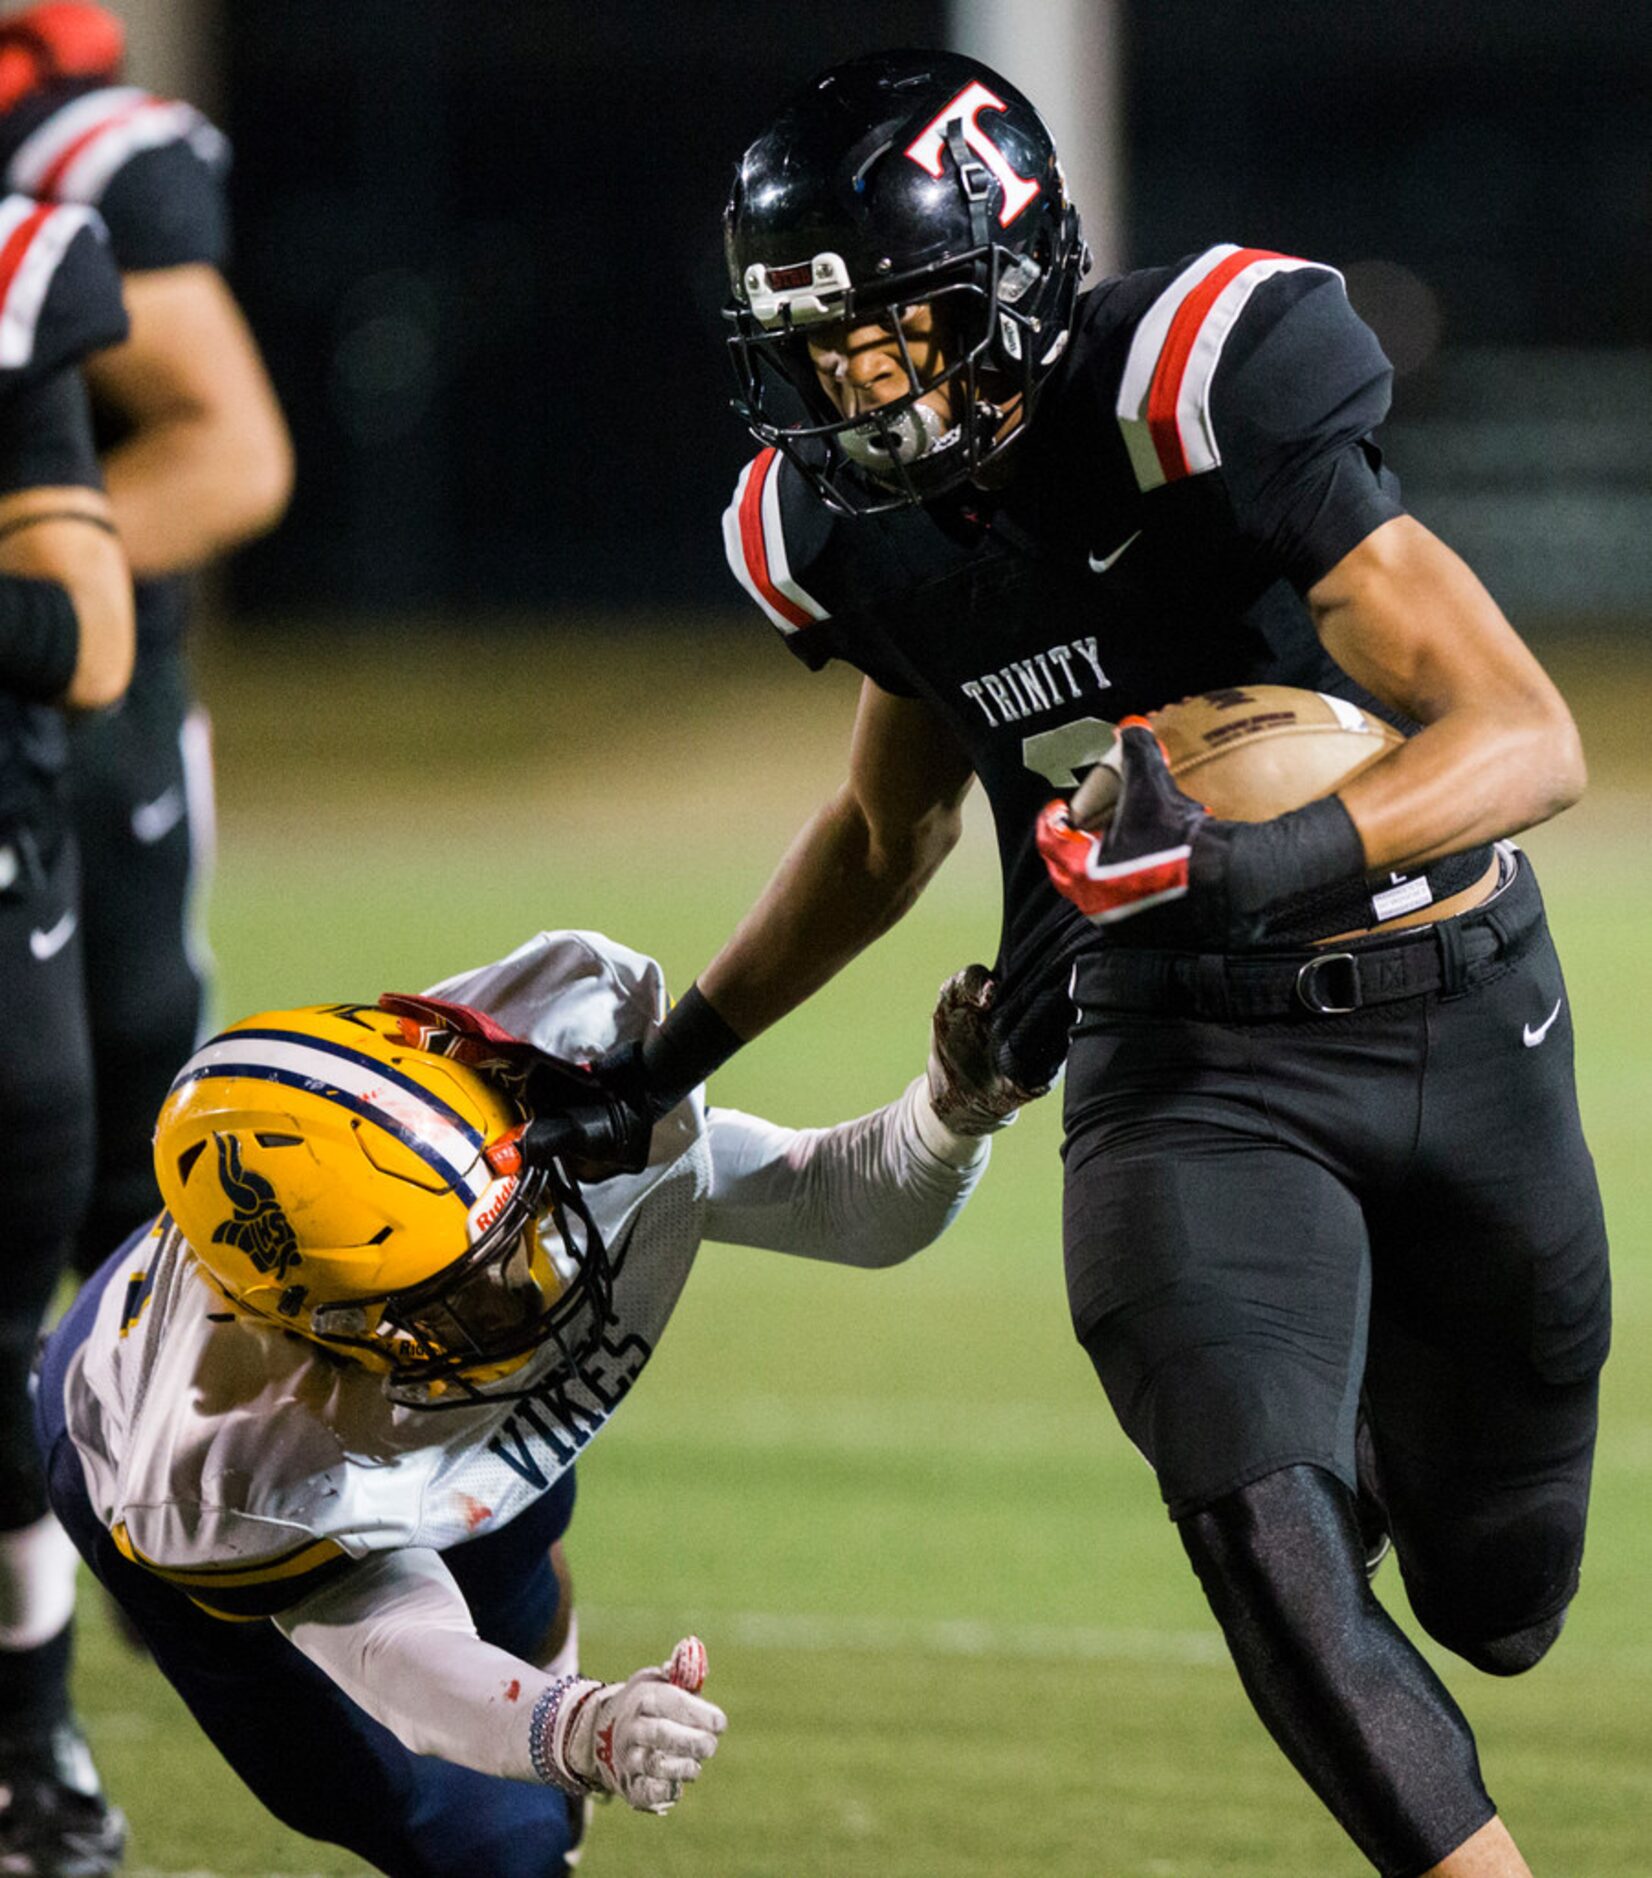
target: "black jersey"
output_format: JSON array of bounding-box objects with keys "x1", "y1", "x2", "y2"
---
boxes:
[
  {"x1": 0, "y1": 80, "x2": 231, "y2": 651},
  {"x1": 724, "y1": 243, "x2": 1487, "y2": 1083},
  {"x1": 0, "y1": 191, "x2": 126, "y2": 817}
]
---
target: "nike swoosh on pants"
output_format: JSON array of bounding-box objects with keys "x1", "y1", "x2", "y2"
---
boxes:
[
  {"x1": 29, "y1": 910, "x2": 77, "y2": 961},
  {"x1": 1522, "y1": 997, "x2": 1563, "y2": 1047}
]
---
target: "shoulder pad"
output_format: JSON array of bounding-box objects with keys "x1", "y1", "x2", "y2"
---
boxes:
[
  {"x1": 721, "y1": 446, "x2": 834, "y2": 635},
  {"x1": 1114, "y1": 243, "x2": 1341, "y2": 492},
  {"x1": 0, "y1": 191, "x2": 124, "y2": 384},
  {"x1": 4, "y1": 84, "x2": 226, "y2": 206}
]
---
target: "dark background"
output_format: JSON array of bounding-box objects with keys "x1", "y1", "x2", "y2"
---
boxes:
[{"x1": 216, "y1": 1, "x2": 1652, "y2": 619}]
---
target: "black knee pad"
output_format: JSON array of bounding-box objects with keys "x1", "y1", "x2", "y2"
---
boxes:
[
  {"x1": 1402, "y1": 1488, "x2": 1583, "y2": 1677},
  {"x1": 1431, "y1": 1607, "x2": 1568, "y2": 1679}
]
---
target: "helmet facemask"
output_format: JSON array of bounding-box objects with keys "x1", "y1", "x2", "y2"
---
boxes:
[
  {"x1": 729, "y1": 241, "x2": 1071, "y2": 516},
  {"x1": 315, "y1": 1159, "x2": 620, "y2": 1411}
]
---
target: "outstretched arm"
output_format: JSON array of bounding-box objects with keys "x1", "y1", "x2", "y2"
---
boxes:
[
  {"x1": 276, "y1": 1546, "x2": 724, "y2": 1811},
  {"x1": 699, "y1": 678, "x2": 975, "y2": 1039},
  {"x1": 635, "y1": 679, "x2": 974, "y2": 1125},
  {"x1": 703, "y1": 1079, "x2": 987, "y2": 1269}
]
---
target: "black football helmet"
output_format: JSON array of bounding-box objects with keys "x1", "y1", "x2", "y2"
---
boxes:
[{"x1": 724, "y1": 48, "x2": 1090, "y2": 514}]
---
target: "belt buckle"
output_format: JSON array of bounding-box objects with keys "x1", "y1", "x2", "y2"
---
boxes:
[{"x1": 1296, "y1": 950, "x2": 1361, "y2": 1015}]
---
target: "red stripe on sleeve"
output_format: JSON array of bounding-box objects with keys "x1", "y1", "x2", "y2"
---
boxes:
[
  {"x1": 0, "y1": 201, "x2": 56, "y2": 314},
  {"x1": 737, "y1": 447, "x2": 813, "y2": 631},
  {"x1": 1145, "y1": 246, "x2": 1282, "y2": 483},
  {"x1": 36, "y1": 99, "x2": 149, "y2": 196}
]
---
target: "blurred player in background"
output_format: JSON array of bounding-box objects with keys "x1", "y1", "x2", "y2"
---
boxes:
[
  {"x1": 593, "y1": 49, "x2": 1608, "y2": 1878},
  {"x1": 0, "y1": 183, "x2": 131, "y2": 1875},
  {"x1": 35, "y1": 930, "x2": 1025, "y2": 1876},
  {"x1": 0, "y1": 1, "x2": 293, "y2": 1270}
]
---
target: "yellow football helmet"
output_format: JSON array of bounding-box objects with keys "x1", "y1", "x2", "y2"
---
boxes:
[{"x1": 153, "y1": 1003, "x2": 612, "y2": 1406}]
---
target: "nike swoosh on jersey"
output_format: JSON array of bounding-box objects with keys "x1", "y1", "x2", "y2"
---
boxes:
[
  {"x1": 1087, "y1": 529, "x2": 1142, "y2": 574},
  {"x1": 131, "y1": 786, "x2": 186, "y2": 844},
  {"x1": 29, "y1": 910, "x2": 77, "y2": 960},
  {"x1": 1522, "y1": 997, "x2": 1563, "y2": 1047}
]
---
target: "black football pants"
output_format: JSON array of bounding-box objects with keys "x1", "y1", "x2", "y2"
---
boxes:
[
  {"x1": 0, "y1": 816, "x2": 92, "y2": 1532},
  {"x1": 66, "y1": 645, "x2": 212, "y2": 1273},
  {"x1": 1062, "y1": 855, "x2": 1608, "y2": 1871}
]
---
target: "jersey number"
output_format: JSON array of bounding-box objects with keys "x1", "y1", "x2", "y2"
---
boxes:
[{"x1": 1021, "y1": 717, "x2": 1117, "y2": 789}]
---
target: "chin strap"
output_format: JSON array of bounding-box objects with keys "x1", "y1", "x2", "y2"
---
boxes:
[{"x1": 943, "y1": 116, "x2": 995, "y2": 250}]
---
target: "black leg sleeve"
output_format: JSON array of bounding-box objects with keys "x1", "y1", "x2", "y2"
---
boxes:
[{"x1": 1178, "y1": 1465, "x2": 1496, "y2": 1878}]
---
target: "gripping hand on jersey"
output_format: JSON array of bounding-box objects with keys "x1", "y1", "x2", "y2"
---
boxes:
[
  {"x1": 1036, "y1": 717, "x2": 1369, "y2": 946},
  {"x1": 544, "y1": 1639, "x2": 726, "y2": 1814},
  {"x1": 927, "y1": 964, "x2": 1050, "y2": 1134}
]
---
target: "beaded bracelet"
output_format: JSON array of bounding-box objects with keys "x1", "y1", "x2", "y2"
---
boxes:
[{"x1": 529, "y1": 1676, "x2": 605, "y2": 1794}]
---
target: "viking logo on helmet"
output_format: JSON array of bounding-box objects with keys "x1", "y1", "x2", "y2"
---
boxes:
[{"x1": 210, "y1": 1132, "x2": 302, "y2": 1280}]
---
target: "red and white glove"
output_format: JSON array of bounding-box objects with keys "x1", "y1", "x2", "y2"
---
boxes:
[
  {"x1": 927, "y1": 964, "x2": 1049, "y2": 1135},
  {"x1": 1036, "y1": 717, "x2": 1207, "y2": 925},
  {"x1": 536, "y1": 1637, "x2": 725, "y2": 1815}
]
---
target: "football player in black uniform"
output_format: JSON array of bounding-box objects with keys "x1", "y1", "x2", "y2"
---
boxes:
[
  {"x1": 0, "y1": 179, "x2": 131, "y2": 1875},
  {"x1": 602, "y1": 49, "x2": 1608, "y2": 1878},
  {"x1": 0, "y1": 1, "x2": 293, "y2": 1270}
]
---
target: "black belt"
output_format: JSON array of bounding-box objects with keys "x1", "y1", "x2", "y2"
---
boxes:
[{"x1": 1071, "y1": 853, "x2": 1539, "y2": 1023}]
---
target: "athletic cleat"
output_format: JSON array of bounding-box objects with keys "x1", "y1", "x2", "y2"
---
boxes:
[{"x1": 0, "y1": 1718, "x2": 126, "y2": 1877}]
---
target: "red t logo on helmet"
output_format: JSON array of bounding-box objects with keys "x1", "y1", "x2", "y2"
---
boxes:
[{"x1": 904, "y1": 81, "x2": 1040, "y2": 228}]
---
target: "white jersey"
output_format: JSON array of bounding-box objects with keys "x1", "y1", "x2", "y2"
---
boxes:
[{"x1": 64, "y1": 930, "x2": 986, "y2": 1619}]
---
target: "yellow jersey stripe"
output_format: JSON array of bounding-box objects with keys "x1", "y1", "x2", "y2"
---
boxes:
[{"x1": 110, "y1": 1521, "x2": 347, "y2": 1587}]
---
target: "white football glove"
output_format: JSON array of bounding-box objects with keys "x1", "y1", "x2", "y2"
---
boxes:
[
  {"x1": 927, "y1": 963, "x2": 1050, "y2": 1136},
  {"x1": 543, "y1": 1639, "x2": 725, "y2": 1815}
]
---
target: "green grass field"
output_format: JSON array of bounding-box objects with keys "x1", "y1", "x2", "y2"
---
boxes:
[{"x1": 69, "y1": 625, "x2": 1652, "y2": 1876}]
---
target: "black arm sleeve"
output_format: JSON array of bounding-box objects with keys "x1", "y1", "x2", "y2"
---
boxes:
[{"x1": 1210, "y1": 269, "x2": 1405, "y2": 593}]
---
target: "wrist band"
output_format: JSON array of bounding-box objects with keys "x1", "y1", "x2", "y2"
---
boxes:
[
  {"x1": 0, "y1": 573, "x2": 78, "y2": 703},
  {"x1": 1213, "y1": 794, "x2": 1367, "y2": 920},
  {"x1": 641, "y1": 982, "x2": 745, "y2": 1115},
  {"x1": 529, "y1": 1676, "x2": 603, "y2": 1794}
]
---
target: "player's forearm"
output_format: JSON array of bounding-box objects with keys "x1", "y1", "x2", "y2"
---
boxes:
[
  {"x1": 1312, "y1": 516, "x2": 1586, "y2": 869},
  {"x1": 100, "y1": 414, "x2": 293, "y2": 576},
  {"x1": 0, "y1": 496, "x2": 133, "y2": 709},
  {"x1": 699, "y1": 782, "x2": 962, "y2": 1041},
  {"x1": 704, "y1": 1076, "x2": 988, "y2": 1267},
  {"x1": 279, "y1": 1550, "x2": 725, "y2": 1809},
  {"x1": 277, "y1": 1550, "x2": 556, "y2": 1782},
  {"x1": 1335, "y1": 702, "x2": 1583, "y2": 872}
]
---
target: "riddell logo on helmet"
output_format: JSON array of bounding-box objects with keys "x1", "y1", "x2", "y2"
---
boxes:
[
  {"x1": 470, "y1": 1178, "x2": 519, "y2": 1239},
  {"x1": 904, "y1": 82, "x2": 1040, "y2": 227}
]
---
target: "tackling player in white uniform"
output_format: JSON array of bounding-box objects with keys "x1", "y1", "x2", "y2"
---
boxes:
[{"x1": 36, "y1": 929, "x2": 1028, "y2": 1877}]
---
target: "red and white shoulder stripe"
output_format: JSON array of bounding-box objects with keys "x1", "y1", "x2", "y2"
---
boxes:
[
  {"x1": 5, "y1": 85, "x2": 226, "y2": 205},
  {"x1": 1116, "y1": 244, "x2": 1342, "y2": 493},
  {"x1": 721, "y1": 447, "x2": 830, "y2": 634},
  {"x1": 0, "y1": 193, "x2": 99, "y2": 369}
]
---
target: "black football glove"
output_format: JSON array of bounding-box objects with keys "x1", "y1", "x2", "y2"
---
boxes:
[
  {"x1": 377, "y1": 994, "x2": 653, "y2": 1176},
  {"x1": 521, "y1": 1040, "x2": 654, "y2": 1176},
  {"x1": 1037, "y1": 718, "x2": 1367, "y2": 948}
]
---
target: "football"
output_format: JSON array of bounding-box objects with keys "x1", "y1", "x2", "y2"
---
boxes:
[{"x1": 1071, "y1": 685, "x2": 1403, "y2": 828}]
